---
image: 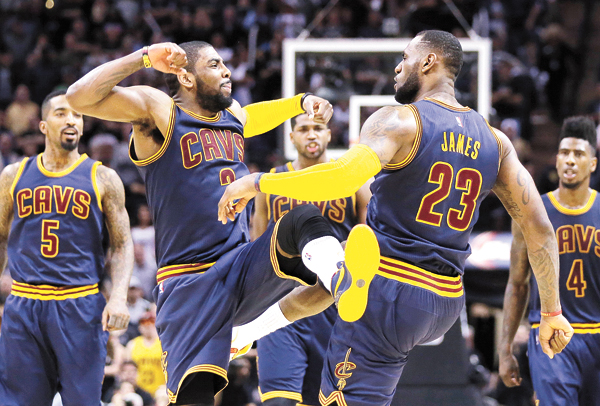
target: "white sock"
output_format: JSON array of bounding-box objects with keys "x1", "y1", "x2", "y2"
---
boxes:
[
  {"x1": 231, "y1": 303, "x2": 292, "y2": 350},
  {"x1": 301, "y1": 236, "x2": 345, "y2": 293}
]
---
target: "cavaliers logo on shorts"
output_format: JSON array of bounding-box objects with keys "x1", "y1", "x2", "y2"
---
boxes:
[
  {"x1": 161, "y1": 351, "x2": 169, "y2": 382},
  {"x1": 334, "y1": 348, "x2": 356, "y2": 390}
]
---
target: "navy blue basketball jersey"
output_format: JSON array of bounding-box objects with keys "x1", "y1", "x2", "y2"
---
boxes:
[
  {"x1": 367, "y1": 98, "x2": 501, "y2": 275},
  {"x1": 529, "y1": 191, "x2": 600, "y2": 331},
  {"x1": 8, "y1": 154, "x2": 105, "y2": 286},
  {"x1": 130, "y1": 101, "x2": 251, "y2": 275},
  {"x1": 266, "y1": 162, "x2": 355, "y2": 241}
]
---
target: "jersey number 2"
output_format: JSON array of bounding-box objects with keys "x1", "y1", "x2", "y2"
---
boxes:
[
  {"x1": 416, "y1": 162, "x2": 482, "y2": 231},
  {"x1": 566, "y1": 259, "x2": 586, "y2": 297},
  {"x1": 41, "y1": 219, "x2": 59, "y2": 258}
]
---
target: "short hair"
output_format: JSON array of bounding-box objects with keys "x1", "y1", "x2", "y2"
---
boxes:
[
  {"x1": 416, "y1": 30, "x2": 464, "y2": 79},
  {"x1": 559, "y1": 116, "x2": 597, "y2": 149},
  {"x1": 164, "y1": 41, "x2": 212, "y2": 97},
  {"x1": 41, "y1": 89, "x2": 67, "y2": 119}
]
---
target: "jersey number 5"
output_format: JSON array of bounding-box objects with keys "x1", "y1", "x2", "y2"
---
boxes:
[
  {"x1": 416, "y1": 162, "x2": 482, "y2": 231},
  {"x1": 41, "y1": 219, "x2": 60, "y2": 258},
  {"x1": 566, "y1": 259, "x2": 586, "y2": 297}
]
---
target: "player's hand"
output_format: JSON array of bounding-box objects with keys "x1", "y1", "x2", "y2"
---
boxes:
[
  {"x1": 102, "y1": 297, "x2": 131, "y2": 332},
  {"x1": 498, "y1": 351, "x2": 522, "y2": 387},
  {"x1": 218, "y1": 173, "x2": 258, "y2": 224},
  {"x1": 147, "y1": 43, "x2": 187, "y2": 75},
  {"x1": 302, "y1": 94, "x2": 333, "y2": 124},
  {"x1": 538, "y1": 313, "x2": 573, "y2": 359}
]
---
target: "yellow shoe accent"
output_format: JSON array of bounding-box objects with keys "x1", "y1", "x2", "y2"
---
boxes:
[{"x1": 338, "y1": 224, "x2": 380, "y2": 322}]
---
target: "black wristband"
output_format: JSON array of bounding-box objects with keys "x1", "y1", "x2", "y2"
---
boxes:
[
  {"x1": 254, "y1": 172, "x2": 265, "y2": 192},
  {"x1": 300, "y1": 92, "x2": 314, "y2": 112}
]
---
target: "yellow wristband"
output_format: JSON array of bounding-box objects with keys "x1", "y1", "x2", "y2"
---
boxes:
[{"x1": 142, "y1": 46, "x2": 152, "y2": 68}]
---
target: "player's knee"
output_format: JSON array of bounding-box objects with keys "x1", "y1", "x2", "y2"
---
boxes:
[
  {"x1": 277, "y1": 204, "x2": 333, "y2": 256},
  {"x1": 262, "y1": 397, "x2": 299, "y2": 406}
]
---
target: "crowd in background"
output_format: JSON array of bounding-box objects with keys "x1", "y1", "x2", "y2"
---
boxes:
[{"x1": 0, "y1": 0, "x2": 595, "y2": 405}]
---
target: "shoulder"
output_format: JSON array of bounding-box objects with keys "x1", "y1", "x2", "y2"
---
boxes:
[
  {"x1": 95, "y1": 165, "x2": 125, "y2": 199},
  {"x1": 362, "y1": 105, "x2": 417, "y2": 136},
  {"x1": 0, "y1": 159, "x2": 27, "y2": 191},
  {"x1": 490, "y1": 128, "x2": 513, "y2": 153},
  {"x1": 226, "y1": 99, "x2": 246, "y2": 125}
]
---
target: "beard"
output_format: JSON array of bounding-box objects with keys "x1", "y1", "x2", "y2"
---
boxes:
[
  {"x1": 195, "y1": 77, "x2": 233, "y2": 113},
  {"x1": 61, "y1": 139, "x2": 78, "y2": 151},
  {"x1": 394, "y1": 70, "x2": 421, "y2": 104}
]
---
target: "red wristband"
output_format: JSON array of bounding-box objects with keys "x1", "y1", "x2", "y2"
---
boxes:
[
  {"x1": 254, "y1": 172, "x2": 264, "y2": 192},
  {"x1": 541, "y1": 309, "x2": 562, "y2": 317}
]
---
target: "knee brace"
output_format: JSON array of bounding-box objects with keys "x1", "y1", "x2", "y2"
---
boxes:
[{"x1": 276, "y1": 204, "x2": 334, "y2": 256}]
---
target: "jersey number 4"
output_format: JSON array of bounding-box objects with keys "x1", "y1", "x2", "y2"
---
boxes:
[
  {"x1": 566, "y1": 259, "x2": 586, "y2": 297},
  {"x1": 416, "y1": 162, "x2": 482, "y2": 231},
  {"x1": 41, "y1": 219, "x2": 60, "y2": 258}
]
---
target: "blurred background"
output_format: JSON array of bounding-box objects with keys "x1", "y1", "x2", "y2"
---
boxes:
[{"x1": 1, "y1": 0, "x2": 599, "y2": 405}]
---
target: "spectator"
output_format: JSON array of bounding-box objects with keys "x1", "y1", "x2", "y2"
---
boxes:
[
  {"x1": 132, "y1": 243, "x2": 156, "y2": 300},
  {"x1": 5, "y1": 84, "x2": 39, "y2": 137},
  {"x1": 120, "y1": 275, "x2": 151, "y2": 345},
  {"x1": 125, "y1": 310, "x2": 164, "y2": 398}
]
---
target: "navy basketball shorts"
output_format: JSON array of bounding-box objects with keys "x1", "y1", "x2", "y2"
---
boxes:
[
  {"x1": 319, "y1": 274, "x2": 464, "y2": 406},
  {"x1": 0, "y1": 291, "x2": 108, "y2": 406},
  {"x1": 258, "y1": 305, "x2": 337, "y2": 406},
  {"x1": 154, "y1": 220, "x2": 316, "y2": 404},
  {"x1": 528, "y1": 328, "x2": 600, "y2": 406}
]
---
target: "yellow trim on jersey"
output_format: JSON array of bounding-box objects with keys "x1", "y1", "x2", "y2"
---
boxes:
[
  {"x1": 37, "y1": 153, "x2": 88, "y2": 178},
  {"x1": 259, "y1": 388, "x2": 303, "y2": 402},
  {"x1": 424, "y1": 97, "x2": 471, "y2": 111},
  {"x1": 9, "y1": 157, "x2": 29, "y2": 198},
  {"x1": 319, "y1": 390, "x2": 349, "y2": 406},
  {"x1": 11, "y1": 282, "x2": 99, "y2": 300},
  {"x1": 130, "y1": 100, "x2": 176, "y2": 167},
  {"x1": 178, "y1": 105, "x2": 221, "y2": 122},
  {"x1": 168, "y1": 364, "x2": 229, "y2": 404},
  {"x1": 91, "y1": 161, "x2": 103, "y2": 212},
  {"x1": 547, "y1": 190, "x2": 597, "y2": 216},
  {"x1": 531, "y1": 322, "x2": 600, "y2": 334},
  {"x1": 485, "y1": 120, "x2": 503, "y2": 174},
  {"x1": 265, "y1": 167, "x2": 278, "y2": 221},
  {"x1": 377, "y1": 256, "x2": 464, "y2": 297},
  {"x1": 384, "y1": 104, "x2": 422, "y2": 170},
  {"x1": 270, "y1": 216, "x2": 312, "y2": 286},
  {"x1": 156, "y1": 262, "x2": 214, "y2": 283}
]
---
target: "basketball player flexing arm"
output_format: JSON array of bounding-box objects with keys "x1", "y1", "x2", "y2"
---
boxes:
[
  {"x1": 219, "y1": 30, "x2": 573, "y2": 406},
  {"x1": 65, "y1": 41, "x2": 376, "y2": 406}
]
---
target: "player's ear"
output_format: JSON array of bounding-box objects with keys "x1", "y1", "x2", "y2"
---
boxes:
[
  {"x1": 39, "y1": 120, "x2": 47, "y2": 135},
  {"x1": 422, "y1": 53, "x2": 436, "y2": 73},
  {"x1": 591, "y1": 156, "x2": 597, "y2": 173},
  {"x1": 178, "y1": 71, "x2": 194, "y2": 90}
]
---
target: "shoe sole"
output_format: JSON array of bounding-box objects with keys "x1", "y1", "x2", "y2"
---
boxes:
[{"x1": 338, "y1": 224, "x2": 380, "y2": 322}]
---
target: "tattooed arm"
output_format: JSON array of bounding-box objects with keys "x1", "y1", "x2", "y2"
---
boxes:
[
  {"x1": 65, "y1": 43, "x2": 185, "y2": 160},
  {"x1": 97, "y1": 165, "x2": 134, "y2": 331},
  {"x1": 493, "y1": 129, "x2": 573, "y2": 358},
  {"x1": 0, "y1": 163, "x2": 20, "y2": 278},
  {"x1": 498, "y1": 221, "x2": 531, "y2": 387}
]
